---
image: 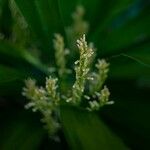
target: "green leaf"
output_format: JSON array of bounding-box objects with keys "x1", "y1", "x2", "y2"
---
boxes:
[
  {"x1": 60, "y1": 105, "x2": 127, "y2": 150},
  {"x1": 58, "y1": 0, "x2": 78, "y2": 25},
  {"x1": 0, "y1": 65, "x2": 25, "y2": 83},
  {"x1": 0, "y1": 64, "x2": 47, "y2": 96},
  {"x1": 82, "y1": 0, "x2": 137, "y2": 35},
  {"x1": 58, "y1": 0, "x2": 135, "y2": 35},
  {"x1": 93, "y1": 5, "x2": 150, "y2": 56},
  {"x1": 58, "y1": 0, "x2": 100, "y2": 26},
  {"x1": 0, "y1": 40, "x2": 48, "y2": 74},
  {"x1": 124, "y1": 42, "x2": 150, "y2": 65},
  {"x1": 14, "y1": 0, "x2": 64, "y2": 62},
  {"x1": 0, "y1": 65, "x2": 26, "y2": 96},
  {"x1": 108, "y1": 42, "x2": 150, "y2": 79},
  {"x1": 0, "y1": 0, "x2": 13, "y2": 38},
  {"x1": 110, "y1": 62, "x2": 150, "y2": 79}
]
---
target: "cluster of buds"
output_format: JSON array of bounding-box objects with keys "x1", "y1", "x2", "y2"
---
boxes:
[
  {"x1": 89, "y1": 59, "x2": 109, "y2": 94},
  {"x1": 66, "y1": 6, "x2": 89, "y2": 52},
  {"x1": 72, "y1": 35, "x2": 94, "y2": 104},
  {"x1": 23, "y1": 77, "x2": 60, "y2": 135},
  {"x1": 53, "y1": 34, "x2": 68, "y2": 78},
  {"x1": 88, "y1": 86, "x2": 114, "y2": 111},
  {"x1": 23, "y1": 6, "x2": 113, "y2": 136}
]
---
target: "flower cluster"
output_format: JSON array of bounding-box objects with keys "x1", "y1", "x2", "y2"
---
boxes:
[
  {"x1": 88, "y1": 86, "x2": 114, "y2": 111},
  {"x1": 67, "y1": 5, "x2": 89, "y2": 37},
  {"x1": 66, "y1": 5, "x2": 89, "y2": 52},
  {"x1": 23, "y1": 6, "x2": 113, "y2": 136},
  {"x1": 23, "y1": 77, "x2": 60, "y2": 135},
  {"x1": 89, "y1": 59, "x2": 109, "y2": 94},
  {"x1": 53, "y1": 34, "x2": 67, "y2": 78},
  {"x1": 72, "y1": 35, "x2": 94, "y2": 104}
]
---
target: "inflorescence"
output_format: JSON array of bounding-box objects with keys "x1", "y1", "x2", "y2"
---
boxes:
[{"x1": 22, "y1": 6, "x2": 114, "y2": 136}]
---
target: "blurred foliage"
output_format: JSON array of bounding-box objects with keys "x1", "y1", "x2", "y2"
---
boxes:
[{"x1": 0, "y1": 0, "x2": 150, "y2": 149}]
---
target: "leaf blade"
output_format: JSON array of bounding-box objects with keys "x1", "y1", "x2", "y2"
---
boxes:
[{"x1": 60, "y1": 105, "x2": 128, "y2": 150}]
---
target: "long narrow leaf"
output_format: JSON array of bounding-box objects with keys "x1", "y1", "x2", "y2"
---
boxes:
[{"x1": 60, "y1": 105, "x2": 127, "y2": 150}]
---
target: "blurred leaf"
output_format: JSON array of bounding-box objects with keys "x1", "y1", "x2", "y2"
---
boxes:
[
  {"x1": 124, "y1": 42, "x2": 150, "y2": 65},
  {"x1": 60, "y1": 105, "x2": 127, "y2": 150},
  {"x1": 108, "y1": 42, "x2": 150, "y2": 79},
  {"x1": 0, "y1": 64, "x2": 47, "y2": 97},
  {"x1": 58, "y1": 0, "x2": 78, "y2": 26},
  {"x1": 0, "y1": 40, "x2": 29, "y2": 61},
  {"x1": 0, "y1": 65, "x2": 25, "y2": 83},
  {"x1": 0, "y1": 40, "x2": 48, "y2": 74},
  {"x1": 95, "y1": 5, "x2": 150, "y2": 80},
  {"x1": 0, "y1": 65, "x2": 26, "y2": 96},
  {"x1": 82, "y1": 0, "x2": 136, "y2": 34},
  {"x1": 58, "y1": 0, "x2": 100, "y2": 26},
  {"x1": 14, "y1": 0, "x2": 64, "y2": 62},
  {"x1": 0, "y1": 0, "x2": 13, "y2": 38},
  {"x1": 93, "y1": 4, "x2": 150, "y2": 56},
  {"x1": 58, "y1": 0, "x2": 136, "y2": 34}
]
